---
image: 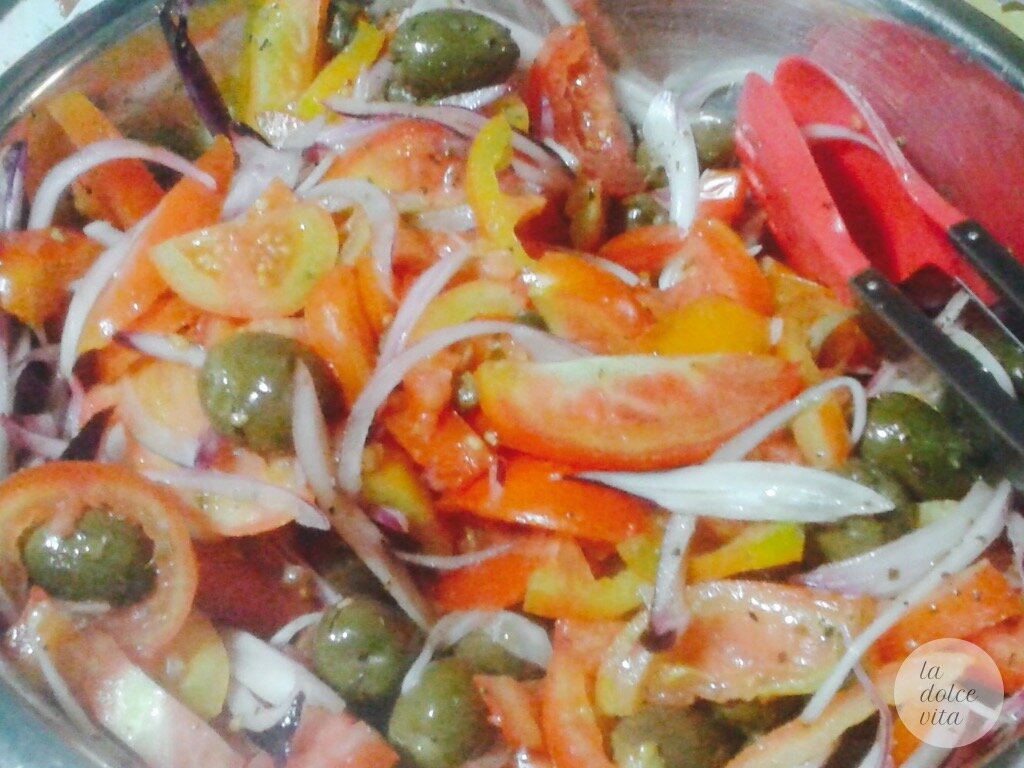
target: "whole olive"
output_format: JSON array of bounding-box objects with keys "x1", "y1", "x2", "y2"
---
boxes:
[
  {"x1": 21, "y1": 509, "x2": 155, "y2": 605},
  {"x1": 313, "y1": 597, "x2": 420, "y2": 706},
  {"x1": 388, "y1": 657, "x2": 494, "y2": 768},
  {"x1": 453, "y1": 630, "x2": 540, "y2": 679},
  {"x1": 611, "y1": 705, "x2": 743, "y2": 768},
  {"x1": 198, "y1": 332, "x2": 338, "y2": 453},
  {"x1": 619, "y1": 193, "x2": 670, "y2": 231},
  {"x1": 859, "y1": 392, "x2": 976, "y2": 500},
  {"x1": 390, "y1": 10, "x2": 519, "y2": 100}
]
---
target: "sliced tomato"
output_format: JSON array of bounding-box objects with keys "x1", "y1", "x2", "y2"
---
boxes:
[
  {"x1": 968, "y1": 617, "x2": 1024, "y2": 693},
  {"x1": 525, "y1": 25, "x2": 643, "y2": 197},
  {"x1": 662, "y1": 218, "x2": 774, "y2": 315},
  {"x1": 151, "y1": 197, "x2": 338, "y2": 319},
  {"x1": 193, "y1": 537, "x2": 319, "y2": 637},
  {"x1": 0, "y1": 228, "x2": 101, "y2": 327},
  {"x1": 696, "y1": 168, "x2": 749, "y2": 225},
  {"x1": 432, "y1": 537, "x2": 556, "y2": 612},
  {"x1": 0, "y1": 462, "x2": 198, "y2": 656},
  {"x1": 598, "y1": 224, "x2": 688, "y2": 275},
  {"x1": 540, "y1": 620, "x2": 618, "y2": 768},
  {"x1": 474, "y1": 675, "x2": 544, "y2": 751},
  {"x1": 286, "y1": 706, "x2": 398, "y2": 768},
  {"x1": 474, "y1": 354, "x2": 802, "y2": 470},
  {"x1": 325, "y1": 119, "x2": 468, "y2": 199},
  {"x1": 872, "y1": 560, "x2": 1022, "y2": 664},
  {"x1": 441, "y1": 456, "x2": 651, "y2": 543},
  {"x1": 526, "y1": 250, "x2": 653, "y2": 352}
]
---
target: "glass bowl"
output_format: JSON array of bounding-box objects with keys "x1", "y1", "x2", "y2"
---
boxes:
[{"x1": 1, "y1": 1, "x2": 1023, "y2": 766}]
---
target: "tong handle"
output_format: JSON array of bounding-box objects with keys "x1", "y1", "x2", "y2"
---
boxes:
[
  {"x1": 949, "y1": 220, "x2": 1024, "y2": 327},
  {"x1": 852, "y1": 268, "x2": 1024, "y2": 459}
]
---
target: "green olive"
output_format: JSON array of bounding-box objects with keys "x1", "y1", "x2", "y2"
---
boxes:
[
  {"x1": 198, "y1": 332, "x2": 338, "y2": 453},
  {"x1": 313, "y1": 597, "x2": 420, "y2": 706},
  {"x1": 453, "y1": 631, "x2": 540, "y2": 679},
  {"x1": 611, "y1": 705, "x2": 743, "y2": 768},
  {"x1": 691, "y1": 110, "x2": 736, "y2": 169},
  {"x1": 388, "y1": 657, "x2": 494, "y2": 768},
  {"x1": 619, "y1": 193, "x2": 670, "y2": 231},
  {"x1": 21, "y1": 509, "x2": 155, "y2": 605},
  {"x1": 859, "y1": 393, "x2": 976, "y2": 500},
  {"x1": 390, "y1": 10, "x2": 519, "y2": 100},
  {"x1": 320, "y1": 547, "x2": 389, "y2": 601}
]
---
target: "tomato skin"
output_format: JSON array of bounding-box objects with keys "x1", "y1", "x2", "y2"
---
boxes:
[
  {"x1": 526, "y1": 25, "x2": 643, "y2": 197},
  {"x1": 474, "y1": 354, "x2": 803, "y2": 470},
  {"x1": 432, "y1": 548, "x2": 544, "y2": 612},
  {"x1": 285, "y1": 706, "x2": 399, "y2": 768},
  {"x1": 440, "y1": 456, "x2": 652, "y2": 543},
  {"x1": 0, "y1": 462, "x2": 198, "y2": 657}
]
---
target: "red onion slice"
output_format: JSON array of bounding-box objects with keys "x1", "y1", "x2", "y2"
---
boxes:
[
  {"x1": 435, "y1": 83, "x2": 512, "y2": 110},
  {"x1": 642, "y1": 91, "x2": 699, "y2": 233},
  {"x1": 946, "y1": 328, "x2": 1016, "y2": 398},
  {"x1": 581, "y1": 255, "x2": 642, "y2": 286},
  {"x1": 648, "y1": 514, "x2": 696, "y2": 646},
  {"x1": 269, "y1": 611, "x2": 325, "y2": 647},
  {"x1": 222, "y1": 136, "x2": 304, "y2": 219},
  {"x1": 352, "y1": 59, "x2": 393, "y2": 102},
  {"x1": 394, "y1": 543, "x2": 512, "y2": 571},
  {"x1": 82, "y1": 221, "x2": 125, "y2": 248},
  {"x1": 378, "y1": 244, "x2": 472, "y2": 363},
  {"x1": 411, "y1": 205, "x2": 476, "y2": 233},
  {"x1": 114, "y1": 331, "x2": 207, "y2": 369},
  {"x1": 802, "y1": 480, "x2": 1011, "y2": 722},
  {"x1": 1, "y1": 140, "x2": 26, "y2": 232},
  {"x1": 851, "y1": 661, "x2": 892, "y2": 768},
  {"x1": 30, "y1": 140, "x2": 216, "y2": 230},
  {"x1": 1007, "y1": 512, "x2": 1024, "y2": 588},
  {"x1": 582, "y1": 461, "x2": 893, "y2": 523},
  {"x1": 143, "y1": 469, "x2": 330, "y2": 530},
  {"x1": 337, "y1": 320, "x2": 587, "y2": 494},
  {"x1": 803, "y1": 123, "x2": 883, "y2": 153},
  {"x1": 118, "y1": 384, "x2": 200, "y2": 467},
  {"x1": 710, "y1": 376, "x2": 867, "y2": 463},
  {"x1": 302, "y1": 179, "x2": 397, "y2": 298},
  {"x1": 292, "y1": 363, "x2": 336, "y2": 509},
  {"x1": 0, "y1": 417, "x2": 68, "y2": 459}
]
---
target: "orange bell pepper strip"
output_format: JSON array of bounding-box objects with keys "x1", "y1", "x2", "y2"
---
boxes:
[
  {"x1": 440, "y1": 456, "x2": 651, "y2": 543},
  {"x1": 45, "y1": 91, "x2": 164, "y2": 228},
  {"x1": 0, "y1": 228, "x2": 102, "y2": 327},
  {"x1": 305, "y1": 265, "x2": 377, "y2": 409},
  {"x1": 79, "y1": 135, "x2": 235, "y2": 356},
  {"x1": 526, "y1": 251, "x2": 654, "y2": 353},
  {"x1": 637, "y1": 295, "x2": 770, "y2": 356},
  {"x1": 541, "y1": 620, "x2": 618, "y2": 768},
  {"x1": 466, "y1": 114, "x2": 545, "y2": 268},
  {"x1": 598, "y1": 224, "x2": 687, "y2": 275},
  {"x1": 871, "y1": 559, "x2": 1022, "y2": 664},
  {"x1": 297, "y1": 20, "x2": 385, "y2": 119},
  {"x1": 432, "y1": 538, "x2": 556, "y2": 612}
]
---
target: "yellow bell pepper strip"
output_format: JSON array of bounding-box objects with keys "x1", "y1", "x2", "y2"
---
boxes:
[
  {"x1": 410, "y1": 278, "x2": 526, "y2": 340},
  {"x1": 466, "y1": 114, "x2": 545, "y2": 268},
  {"x1": 687, "y1": 523, "x2": 805, "y2": 582},
  {"x1": 638, "y1": 295, "x2": 770, "y2": 356},
  {"x1": 491, "y1": 93, "x2": 530, "y2": 132},
  {"x1": 240, "y1": 0, "x2": 329, "y2": 125},
  {"x1": 523, "y1": 538, "x2": 648, "y2": 620},
  {"x1": 296, "y1": 20, "x2": 385, "y2": 119}
]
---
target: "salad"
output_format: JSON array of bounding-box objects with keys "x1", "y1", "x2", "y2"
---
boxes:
[{"x1": 0, "y1": 0, "x2": 1022, "y2": 767}]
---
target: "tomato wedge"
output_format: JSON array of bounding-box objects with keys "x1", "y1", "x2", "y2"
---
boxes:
[
  {"x1": 0, "y1": 462, "x2": 198, "y2": 656},
  {"x1": 525, "y1": 25, "x2": 643, "y2": 197},
  {"x1": 474, "y1": 354, "x2": 803, "y2": 470}
]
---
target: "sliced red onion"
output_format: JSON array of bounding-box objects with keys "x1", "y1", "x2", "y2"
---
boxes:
[
  {"x1": 642, "y1": 91, "x2": 699, "y2": 234},
  {"x1": 329, "y1": 494, "x2": 435, "y2": 629},
  {"x1": 222, "y1": 137, "x2": 304, "y2": 219},
  {"x1": 379, "y1": 244, "x2": 472, "y2": 363},
  {"x1": 159, "y1": 2, "x2": 233, "y2": 138},
  {"x1": 435, "y1": 83, "x2": 512, "y2": 110},
  {"x1": 581, "y1": 255, "x2": 642, "y2": 286},
  {"x1": 99, "y1": 422, "x2": 127, "y2": 464},
  {"x1": 802, "y1": 480, "x2": 1011, "y2": 722},
  {"x1": 294, "y1": 152, "x2": 338, "y2": 196},
  {"x1": 934, "y1": 290, "x2": 971, "y2": 332},
  {"x1": 143, "y1": 468, "x2": 330, "y2": 530},
  {"x1": 325, "y1": 98, "x2": 570, "y2": 182},
  {"x1": 540, "y1": 138, "x2": 580, "y2": 174},
  {"x1": 946, "y1": 328, "x2": 1017, "y2": 398},
  {"x1": 337, "y1": 320, "x2": 587, "y2": 494},
  {"x1": 114, "y1": 331, "x2": 206, "y2": 369},
  {"x1": 59, "y1": 213, "x2": 153, "y2": 378},
  {"x1": 710, "y1": 376, "x2": 868, "y2": 463},
  {"x1": 29, "y1": 140, "x2": 216, "y2": 230},
  {"x1": 369, "y1": 505, "x2": 410, "y2": 534},
  {"x1": 411, "y1": 204, "x2": 476, "y2": 233},
  {"x1": 803, "y1": 123, "x2": 883, "y2": 154},
  {"x1": 648, "y1": 514, "x2": 696, "y2": 647},
  {"x1": 0, "y1": 317, "x2": 11, "y2": 479},
  {"x1": 60, "y1": 407, "x2": 113, "y2": 461},
  {"x1": 269, "y1": 611, "x2": 325, "y2": 647},
  {"x1": 1, "y1": 416, "x2": 70, "y2": 459},
  {"x1": 401, "y1": 610, "x2": 551, "y2": 694},
  {"x1": 583, "y1": 461, "x2": 893, "y2": 523},
  {"x1": 118, "y1": 385, "x2": 200, "y2": 467},
  {"x1": 613, "y1": 68, "x2": 662, "y2": 129},
  {"x1": 352, "y1": 59, "x2": 393, "y2": 102},
  {"x1": 81, "y1": 220, "x2": 125, "y2": 248},
  {"x1": 800, "y1": 491, "x2": 978, "y2": 597},
  {"x1": 224, "y1": 629, "x2": 345, "y2": 714},
  {"x1": 899, "y1": 743, "x2": 951, "y2": 768},
  {"x1": 274, "y1": 114, "x2": 328, "y2": 151},
  {"x1": 1007, "y1": 511, "x2": 1024, "y2": 587},
  {"x1": 292, "y1": 363, "x2": 336, "y2": 510},
  {"x1": 394, "y1": 543, "x2": 513, "y2": 571},
  {"x1": 539, "y1": 0, "x2": 577, "y2": 24},
  {"x1": 597, "y1": 610, "x2": 654, "y2": 716},
  {"x1": 667, "y1": 55, "x2": 780, "y2": 112},
  {"x1": 851, "y1": 661, "x2": 891, "y2": 768},
  {"x1": 302, "y1": 179, "x2": 397, "y2": 297},
  {"x1": 227, "y1": 683, "x2": 298, "y2": 734},
  {"x1": 1, "y1": 140, "x2": 27, "y2": 232},
  {"x1": 314, "y1": 118, "x2": 392, "y2": 157}
]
